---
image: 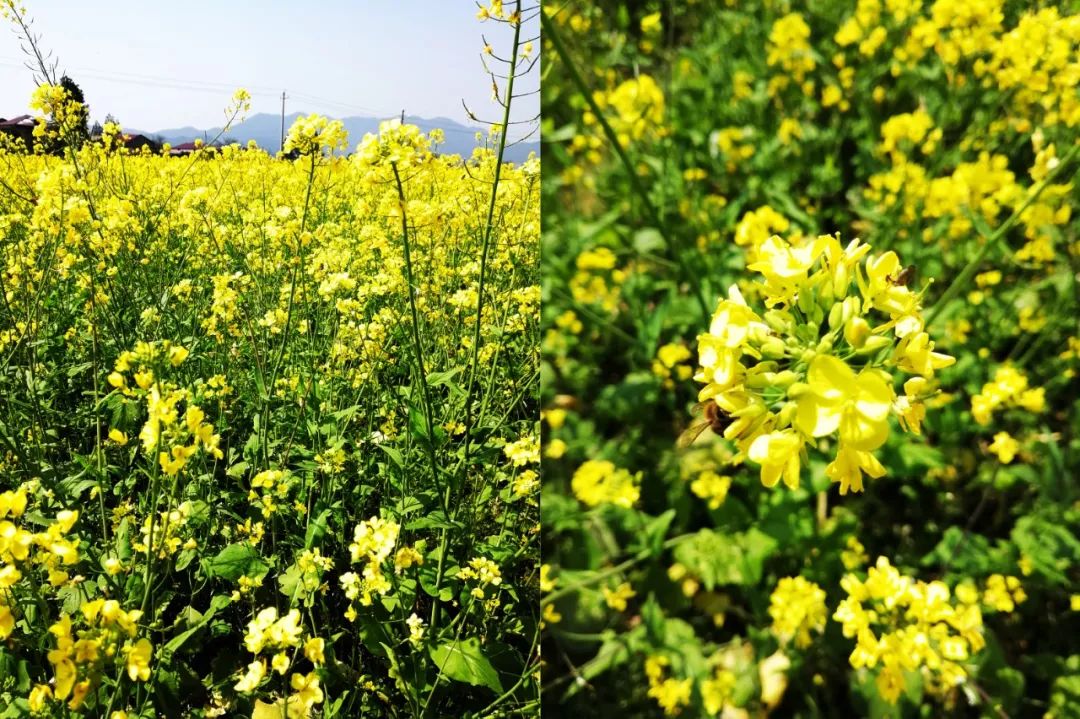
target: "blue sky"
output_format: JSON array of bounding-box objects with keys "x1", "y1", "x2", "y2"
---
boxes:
[{"x1": 0, "y1": 1, "x2": 539, "y2": 138}]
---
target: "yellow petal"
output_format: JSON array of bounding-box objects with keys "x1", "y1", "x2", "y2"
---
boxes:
[
  {"x1": 854, "y1": 371, "x2": 893, "y2": 421},
  {"x1": 807, "y1": 355, "x2": 855, "y2": 402},
  {"x1": 839, "y1": 411, "x2": 889, "y2": 451},
  {"x1": 796, "y1": 395, "x2": 842, "y2": 437}
]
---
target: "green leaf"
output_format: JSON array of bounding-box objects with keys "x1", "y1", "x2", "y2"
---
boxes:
[
  {"x1": 1012, "y1": 514, "x2": 1080, "y2": 585},
  {"x1": 427, "y1": 367, "x2": 466, "y2": 398},
  {"x1": 356, "y1": 613, "x2": 393, "y2": 655},
  {"x1": 672, "y1": 528, "x2": 777, "y2": 589},
  {"x1": 631, "y1": 509, "x2": 675, "y2": 557},
  {"x1": 429, "y1": 637, "x2": 503, "y2": 694},
  {"x1": 203, "y1": 543, "x2": 269, "y2": 582},
  {"x1": 408, "y1": 403, "x2": 429, "y2": 443},
  {"x1": 561, "y1": 627, "x2": 643, "y2": 700},
  {"x1": 252, "y1": 366, "x2": 268, "y2": 402},
  {"x1": 378, "y1": 444, "x2": 405, "y2": 469},
  {"x1": 330, "y1": 404, "x2": 360, "y2": 422},
  {"x1": 381, "y1": 642, "x2": 419, "y2": 702},
  {"x1": 407, "y1": 512, "x2": 463, "y2": 531},
  {"x1": 304, "y1": 508, "x2": 331, "y2": 549},
  {"x1": 921, "y1": 526, "x2": 992, "y2": 574},
  {"x1": 277, "y1": 562, "x2": 308, "y2": 601},
  {"x1": 1048, "y1": 656, "x2": 1080, "y2": 719},
  {"x1": 419, "y1": 560, "x2": 454, "y2": 601},
  {"x1": 633, "y1": 227, "x2": 666, "y2": 254},
  {"x1": 116, "y1": 517, "x2": 132, "y2": 562},
  {"x1": 161, "y1": 595, "x2": 232, "y2": 658}
]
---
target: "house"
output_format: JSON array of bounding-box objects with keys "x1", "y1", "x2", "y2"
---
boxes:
[
  {"x1": 121, "y1": 133, "x2": 161, "y2": 153},
  {"x1": 0, "y1": 115, "x2": 35, "y2": 151},
  {"x1": 169, "y1": 141, "x2": 225, "y2": 157}
]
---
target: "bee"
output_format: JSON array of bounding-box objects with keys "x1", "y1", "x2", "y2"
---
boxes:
[
  {"x1": 889, "y1": 265, "x2": 917, "y2": 287},
  {"x1": 677, "y1": 399, "x2": 731, "y2": 448}
]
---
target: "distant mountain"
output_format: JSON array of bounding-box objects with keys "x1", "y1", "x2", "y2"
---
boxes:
[{"x1": 129, "y1": 112, "x2": 539, "y2": 163}]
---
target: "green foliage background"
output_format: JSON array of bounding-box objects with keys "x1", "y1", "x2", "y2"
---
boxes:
[{"x1": 540, "y1": 1, "x2": 1080, "y2": 717}]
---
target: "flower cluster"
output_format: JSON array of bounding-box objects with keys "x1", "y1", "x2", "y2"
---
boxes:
[
  {"x1": 295, "y1": 548, "x2": 335, "y2": 595},
  {"x1": 644, "y1": 655, "x2": 692, "y2": 716},
  {"x1": 457, "y1": 556, "x2": 503, "y2": 600},
  {"x1": 970, "y1": 365, "x2": 1045, "y2": 425},
  {"x1": 981, "y1": 574, "x2": 1027, "y2": 613},
  {"x1": 202, "y1": 272, "x2": 248, "y2": 341},
  {"x1": 694, "y1": 234, "x2": 954, "y2": 493},
  {"x1": 1, "y1": 488, "x2": 83, "y2": 647},
  {"x1": 588, "y1": 74, "x2": 665, "y2": 147},
  {"x1": 653, "y1": 343, "x2": 694, "y2": 390},
  {"x1": 37, "y1": 602, "x2": 152, "y2": 711},
  {"x1": 568, "y1": 247, "x2": 626, "y2": 314},
  {"x1": 248, "y1": 468, "x2": 297, "y2": 518},
  {"x1": 354, "y1": 119, "x2": 432, "y2": 169},
  {"x1": 1, "y1": 493, "x2": 79, "y2": 585},
  {"x1": 833, "y1": 557, "x2": 987, "y2": 704},
  {"x1": 339, "y1": 516, "x2": 400, "y2": 615},
  {"x1": 283, "y1": 113, "x2": 348, "y2": 156},
  {"x1": 767, "y1": 14, "x2": 816, "y2": 91},
  {"x1": 503, "y1": 432, "x2": 540, "y2": 466},
  {"x1": 570, "y1": 459, "x2": 641, "y2": 508},
  {"x1": 108, "y1": 340, "x2": 224, "y2": 476},
  {"x1": 235, "y1": 606, "x2": 325, "y2": 718},
  {"x1": 689, "y1": 470, "x2": 731, "y2": 510},
  {"x1": 768, "y1": 576, "x2": 828, "y2": 648},
  {"x1": 133, "y1": 500, "x2": 198, "y2": 558},
  {"x1": 28, "y1": 82, "x2": 88, "y2": 142}
]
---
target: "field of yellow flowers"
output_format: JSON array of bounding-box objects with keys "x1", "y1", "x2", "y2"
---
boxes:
[
  {"x1": 0, "y1": 8, "x2": 539, "y2": 718},
  {"x1": 540, "y1": 1, "x2": 1080, "y2": 717}
]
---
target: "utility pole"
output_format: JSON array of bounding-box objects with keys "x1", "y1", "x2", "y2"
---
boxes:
[
  {"x1": 400, "y1": 108, "x2": 405, "y2": 124},
  {"x1": 280, "y1": 91, "x2": 288, "y2": 153}
]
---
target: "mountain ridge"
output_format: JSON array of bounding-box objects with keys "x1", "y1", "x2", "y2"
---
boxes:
[{"x1": 128, "y1": 112, "x2": 538, "y2": 162}]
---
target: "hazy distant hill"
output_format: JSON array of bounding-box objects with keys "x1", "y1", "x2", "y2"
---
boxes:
[{"x1": 130, "y1": 112, "x2": 539, "y2": 162}]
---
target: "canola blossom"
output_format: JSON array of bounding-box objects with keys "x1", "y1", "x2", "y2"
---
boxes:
[
  {"x1": 833, "y1": 557, "x2": 990, "y2": 705},
  {"x1": 0, "y1": 73, "x2": 538, "y2": 719},
  {"x1": 695, "y1": 234, "x2": 954, "y2": 494}
]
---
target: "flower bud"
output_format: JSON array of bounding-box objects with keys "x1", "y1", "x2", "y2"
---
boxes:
[
  {"x1": 745, "y1": 372, "x2": 773, "y2": 389},
  {"x1": 761, "y1": 336, "x2": 786, "y2": 359},
  {"x1": 844, "y1": 316, "x2": 870, "y2": 349},
  {"x1": 764, "y1": 309, "x2": 792, "y2": 334},
  {"x1": 858, "y1": 335, "x2": 893, "y2": 354},
  {"x1": 778, "y1": 401, "x2": 798, "y2": 426},
  {"x1": 828, "y1": 302, "x2": 844, "y2": 332},
  {"x1": 773, "y1": 370, "x2": 799, "y2": 387}
]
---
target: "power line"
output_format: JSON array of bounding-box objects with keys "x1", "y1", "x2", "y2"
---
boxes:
[
  {"x1": 0, "y1": 60, "x2": 535, "y2": 141},
  {"x1": 0, "y1": 55, "x2": 281, "y2": 94}
]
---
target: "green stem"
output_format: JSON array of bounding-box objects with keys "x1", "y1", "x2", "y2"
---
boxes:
[
  {"x1": 390, "y1": 163, "x2": 443, "y2": 511},
  {"x1": 926, "y1": 142, "x2": 1080, "y2": 329},
  {"x1": 540, "y1": 9, "x2": 710, "y2": 321},
  {"x1": 542, "y1": 532, "x2": 696, "y2": 606},
  {"x1": 434, "y1": 0, "x2": 525, "y2": 634},
  {"x1": 264, "y1": 152, "x2": 318, "y2": 465},
  {"x1": 460, "y1": 0, "x2": 523, "y2": 516},
  {"x1": 139, "y1": 455, "x2": 163, "y2": 616}
]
